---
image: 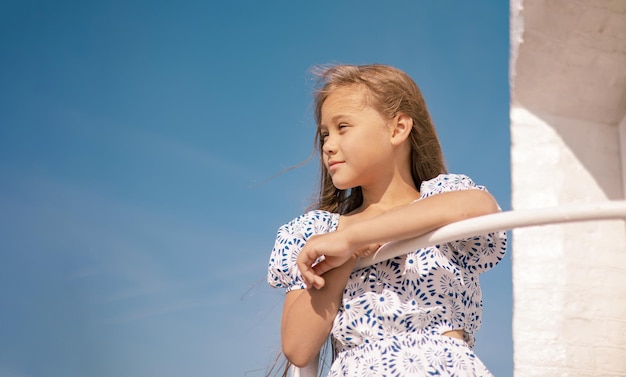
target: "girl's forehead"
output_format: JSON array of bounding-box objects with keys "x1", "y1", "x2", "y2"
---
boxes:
[{"x1": 321, "y1": 86, "x2": 371, "y2": 117}]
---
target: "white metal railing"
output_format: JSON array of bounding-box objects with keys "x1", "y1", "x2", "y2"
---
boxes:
[
  {"x1": 356, "y1": 200, "x2": 626, "y2": 269},
  {"x1": 291, "y1": 200, "x2": 626, "y2": 377}
]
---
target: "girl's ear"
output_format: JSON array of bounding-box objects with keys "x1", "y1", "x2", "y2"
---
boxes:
[{"x1": 390, "y1": 112, "x2": 413, "y2": 145}]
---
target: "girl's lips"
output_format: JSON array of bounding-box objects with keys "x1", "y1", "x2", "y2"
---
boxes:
[{"x1": 328, "y1": 161, "x2": 344, "y2": 170}]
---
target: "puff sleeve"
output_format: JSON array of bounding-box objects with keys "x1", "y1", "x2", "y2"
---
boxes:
[
  {"x1": 267, "y1": 210, "x2": 339, "y2": 292},
  {"x1": 420, "y1": 174, "x2": 508, "y2": 274}
]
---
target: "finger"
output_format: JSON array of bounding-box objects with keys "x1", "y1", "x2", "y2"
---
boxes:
[
  {"x1": 312, "y1": 259, "x2": 333, "y2": 277},
  {"x1": 310, "y1": 275, "x2": 325, "y2": 289},
  {"x1": 304, "y1": 271, "x2": 324, "y2": 289},
  {"x1": 300, "y1": 266, "x2": 324, "y2": 289},
  {"x1": 297, "y1": 260, "x2": 315, "y2": 286},
  {"x1": 297, "y1": 256, "x2": 322, "y2": 288},
  {"x1": 297, "y1": 249, "x2": 315, "y2": 272}
]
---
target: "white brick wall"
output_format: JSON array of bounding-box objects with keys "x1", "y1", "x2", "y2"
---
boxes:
[
  {"x1": 618, "y1": 116, "x2": 626, "y2": 199},
  {"x1": 511, "y1": 107, "x2": 626, "y2": 376},
  {"x1": 511, "y1": 0, "x2": 626, "y2": 374}
]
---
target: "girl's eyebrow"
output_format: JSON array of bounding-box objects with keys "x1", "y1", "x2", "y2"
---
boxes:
[
  {"x1": 331, "y1": 114, "x2": 349, "y2": 122},
  {"x1": 321, "y1": 114, "x2": 350, "y2": 127}
]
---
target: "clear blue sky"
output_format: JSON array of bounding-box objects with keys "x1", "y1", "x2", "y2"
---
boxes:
[{"x1": 0, "y1": 1, "x2": 512, "y2": 376}]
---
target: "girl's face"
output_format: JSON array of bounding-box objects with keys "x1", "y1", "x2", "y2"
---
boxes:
[{"x1": 319, "y1": 85, "x2": 396, "y2": 191}]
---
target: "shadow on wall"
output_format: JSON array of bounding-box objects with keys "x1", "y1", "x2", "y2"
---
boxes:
[{"x1": 530, "y1": 110, "x2": 624, "y2": 201}]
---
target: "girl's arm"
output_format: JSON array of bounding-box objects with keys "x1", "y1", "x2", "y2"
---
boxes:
[
  {"x1": 280, "y1": 241, "x2": 380, "y2": 367},
  {"x1": 298, "y1": 189, "x2": 499, "y2": 289},
  {"x1": 280, "y1": 256, "x2": 355, "y2": 367}
]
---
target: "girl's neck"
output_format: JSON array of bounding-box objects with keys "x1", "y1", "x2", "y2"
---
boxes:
[{"x1": 356, "y1": 179, "x2": 420, "y2": 215}]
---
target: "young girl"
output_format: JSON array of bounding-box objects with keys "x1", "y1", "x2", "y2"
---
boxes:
[{"x1": 267, "y1": 64, "x2": 507, "y2": 376}]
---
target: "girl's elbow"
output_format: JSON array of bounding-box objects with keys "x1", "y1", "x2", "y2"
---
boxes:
[
  {"x1": 282, "y1": 344, "x2": 316, "y2": 368},
  {"x1": 475, "y1": 190, "x2": 500, "y2": 216},
  {"x1": 282, "y1": 333, "x2": 319, "y2": 367},
  {"x1": 457, "y1": 190, "x2": 500, "y2": 220}
]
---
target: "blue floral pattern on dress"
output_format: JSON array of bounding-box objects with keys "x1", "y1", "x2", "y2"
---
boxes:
[{"x1": 267, "y1": 174, "x2": 507, "y2": 376}]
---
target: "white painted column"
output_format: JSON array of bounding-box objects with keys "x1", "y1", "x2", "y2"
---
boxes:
[
  {"x1": 511, "y1": 107, "x2": 626, "y2": 376},
  {"x1": 618, "y1": 116, "x2": 626, "y2": 199}
]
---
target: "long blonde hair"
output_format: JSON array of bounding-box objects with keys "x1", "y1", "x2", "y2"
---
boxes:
[{"x1": 311, "y1": 64, "x2": 447, "y2": 214}]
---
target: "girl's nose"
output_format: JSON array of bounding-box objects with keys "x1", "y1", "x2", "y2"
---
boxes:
[{"x1": 322, "y1": 136, "x2": 337, "y2": 155}]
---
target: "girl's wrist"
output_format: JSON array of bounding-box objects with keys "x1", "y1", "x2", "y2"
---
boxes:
[
  {"x1": 342, "y1": 225, "x2": 368, "y2": 255},
  {"x1": 338, "y1": 226, "x2": 355, "y2": 253}
]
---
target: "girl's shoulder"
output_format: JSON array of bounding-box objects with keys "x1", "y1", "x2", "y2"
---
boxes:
[
  {"x1": 268, "y1": 209, "x2": 339, "y2": 291},
  {"x1": 419, "y1": 173, "x2": 488, "y2": 198},
  {"x1": 279, "y1": 209, "x2": 340, "y2": 235}
]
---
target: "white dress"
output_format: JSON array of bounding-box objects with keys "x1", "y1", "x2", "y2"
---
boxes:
[{"x1": 268, "y1": 174, "x2": 507, "y2": 377}]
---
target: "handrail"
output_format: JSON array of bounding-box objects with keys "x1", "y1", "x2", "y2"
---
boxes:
[
  {"x1": 291, "y1": 200, "x2": 626, "y2": 377},
  {"x1": 355, "y1": 200, "x2": 626, "y2": 269}
]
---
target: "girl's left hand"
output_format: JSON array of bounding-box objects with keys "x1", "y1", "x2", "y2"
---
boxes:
[{"x1": 297, "y1": 232, "x2": 380, "y2": 289}]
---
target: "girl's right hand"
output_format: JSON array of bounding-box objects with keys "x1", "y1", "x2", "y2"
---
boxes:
[
  {"x1": 297, "y1": 232, "x2": 381, "y2": 289},
  {"x1": 297, "y1": 232, "x2": 351, "y2": 289}
]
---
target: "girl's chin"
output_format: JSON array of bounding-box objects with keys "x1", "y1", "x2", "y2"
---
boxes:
[
  {"x1": 331, "y1": 181, "x2": 358, "y2": 191},
  {"x1": 330, "y1": 172, "x2": 361, "y2": 191}
]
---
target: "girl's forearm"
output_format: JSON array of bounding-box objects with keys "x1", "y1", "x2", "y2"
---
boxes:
[
  {"x1": 281, "y1": 257, "x2": 355, "y2": 367},
  {"x1": 345, "y1": 189, "x2": 499, "y2": 250}
]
